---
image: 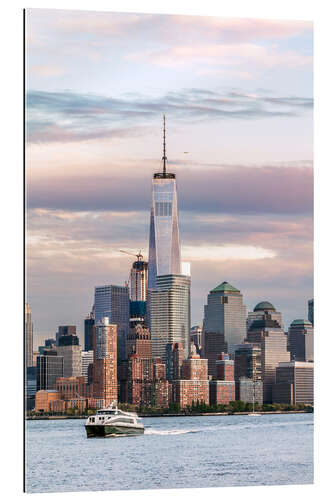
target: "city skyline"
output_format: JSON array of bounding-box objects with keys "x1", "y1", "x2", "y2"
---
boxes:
[{"x1": 25, "y1": 9, "x2": 313, "y2": 346}]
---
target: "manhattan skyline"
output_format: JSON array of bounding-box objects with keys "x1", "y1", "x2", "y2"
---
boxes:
[{"x1": 25, "y1": 9, "x2": 313, "y2": 347}]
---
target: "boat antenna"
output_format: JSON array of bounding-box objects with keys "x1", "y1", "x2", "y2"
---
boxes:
[{"x1": 162, "y1": 114, "x2": 167, "y2": 176}]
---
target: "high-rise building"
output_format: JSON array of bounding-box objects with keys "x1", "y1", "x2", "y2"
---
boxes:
[
  {"x1": 246, "y1": 318, "x2": 290, "y2": 403},
  {"x1": 308, "y1": 299, "x2": 314, "y2": 325},
  {"x1": 126, "y1": 323, "x2": 151, "y2": 359},
  {"x1": 81, "y1": 350, "x2": 94, "y2": 383},
  {"x1": 149, "y1": 274, "x2": 191, "y2": 362},
  {"x1": 93, "y1": 317, "x2": 117, "y2": 404},
  {"x1": 237, "y1": 378, "x2": 263, "y2": 405},
  {"x1": 273, "y1": 361, "x2": 314, "y2": 405},
  {"x1": 173, "y1": 350, "x2": 209, "y2": 408},
  {"x1": 57, "y1": 335, "x2": 82, "y2": 378},
  {"x1": 190, "y1": 325, "x2": 202, "y2": 354},
  {"x1": 36, "y1": 351, "x2": 64, "y2": 391},
  {"x1": 25, "y1": 303, "x2": 33, "y2": 368},
  {"x1": 148, "y1": 116, "x2": 181, "y2": 290},
  {"x1": 84, "y1": 309, "x2": 94, "y2": 352},
  {"x1": 203, "y1": 281, "x2": 246, "y2": 375},
  {"x1": 94, "y1": 284, "x2": 129, "y2": 363},
  {"x1": 166, "y1": 342, "x2": 185, "y2": 381},
  {"x1": 233, "y1": 343, "x2": 262, "y2": 382},
  {"x1": 129, "y1": 254, "x2": 148, "y2": 327},
  {"x1": 56, "y1": 325, "x2": 76, "y2": 346},
  {"x1": 209, "y1": 353, "x2": 235, "y2": 405},
  {"x1": 247, "y1": 301, "x2": 284, "y2": 332},
  {"x1": 288, "y1": 319, "x2": 314, "y2": 362}
]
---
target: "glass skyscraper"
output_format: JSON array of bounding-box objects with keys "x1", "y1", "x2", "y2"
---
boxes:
[{"x1": 148, "y1": 116, "x2": 181, "y2": 289}]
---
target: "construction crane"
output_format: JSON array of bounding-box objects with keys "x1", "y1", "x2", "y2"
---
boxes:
[{"x1": 119, "y1": 249, "x2": 144, "y2": 261}]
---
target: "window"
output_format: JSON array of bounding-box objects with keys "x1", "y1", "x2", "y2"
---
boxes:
[
  {"x1": 221, "y1": 296, "x2": 228, "y2": 304},
  {"x1": 155, "y1": 202, "x2": 172, "y2": 216}
]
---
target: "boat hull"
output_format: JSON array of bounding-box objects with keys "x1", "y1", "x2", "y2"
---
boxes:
[{"x1": 85, "y1": 424, "x2": 144, "y2": 438}]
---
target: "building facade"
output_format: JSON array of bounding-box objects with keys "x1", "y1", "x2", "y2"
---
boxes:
[
  {"x1": 25, "y1": 303, "x2": 33, "y2": 368},
  {"x1": 288, "y1": 319, "x2": 314, "y2": 362},
  {"x1": 273, "y1": 361, "x2": 314, "y2": 405},
  {"x1": 56, "y1": 325, "x2": 76, "y2": 346},
  {"x1": 57, "y1": 335, "x2": 82, "y2": 378},
  {"x1": 149, "y1": 274, "x2": 191, "y2": 362},
  {"x1": 36, "y1": 351, "x2": 64, "y2": 391},
  {"x1": 148, "y1": 118, "x2": 181, "y2": 290},
  {"x1": 81, "y1": 350, "x2": 94, "y2": 383},
  {"x1": 84, "y1": 309, "x2": 95, "y2": 352},
  {"x1": 308, "y1": 298, "x2": 314, "y2": 325},
  {"x1": 247, "y1": 301, "x2": 284, "y2": 332},
  {"x1": 94, "y1": 284, "x2": 129, "y2": 363},
  {"x1": 203, "y1": 281, "x2": 246, "y2": 376},
  {"x1": 93, "y1": 317, "x2": 118, "y2": 404}
]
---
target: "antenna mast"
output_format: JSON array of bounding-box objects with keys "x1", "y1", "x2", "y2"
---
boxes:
[{"x1": 162, "y1": 114, "x2": 167, "y2": 176}]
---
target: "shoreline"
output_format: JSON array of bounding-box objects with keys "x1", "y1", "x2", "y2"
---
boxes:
[{"x1": 25, "y1": 409, "x2": 312, "y2": 420}]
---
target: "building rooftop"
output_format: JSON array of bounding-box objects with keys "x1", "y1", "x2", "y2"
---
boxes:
[
  {"x1": 290, "y1": 319, "x2": 313, "y2": 327},
  {"x1": 210, "y1": 281, "x2": 240, "y2": 293},
  {"x1": 249, "y1": 318, "x2": 281, "y2": 330},
  {"x1": 254, "y1": 301, "x2": 276, "y2": 312}
]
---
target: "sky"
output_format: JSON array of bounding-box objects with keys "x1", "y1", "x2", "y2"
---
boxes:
[{"x1": 25, "y1": 8, "x2": 313, "y2": 348}]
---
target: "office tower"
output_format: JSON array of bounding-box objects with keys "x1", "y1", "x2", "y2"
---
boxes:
[
  {"x1": 84, "y1": 309, "x2": 94, "y2": 351},
  {"x1": 93, "y1": 317, "x2": 117, "y2": 404},
  {"x1": 247, "y1": 301, "x2": 284, "y2": 332},
  {"x1": 81, "y1": 350, "x2": 94, "y2": 383},
  {"x1": 246, "y1": 318, "x2": 290, "y2": 403},
  {"x1": 166, "y1": 342, "x2": 185, "y2": 381},
  {"x1": 273, "y1": 361, "x2": 314, "y2": 405},
  {"x1": 149, "y1": 274, "x2": 191, "y2": 362},
  {"x1": 190, "y1": 325, "x2": 202, "y2": 354},
  {"x1": 57, "y1": 335, "x2": 82, "y2": 378},
  {"x1": 237, "y1": 378, "x2": 263, "y2": 405},
  {"x1": 94, "y1": 284, "x2": 129, "y2": 363},
  {"x1": 173, "y1": 350, "x2": 209, "y2": 408},
  {"x1": 308, "y1": 298, "x2": 314, "y2": 325},
  {"x1": 56, "y1": 325, "x2": 76, "y2": 346},
  {"x1": 203, "y1": 281, "x2": 246, "y2": 375},
  {"x1": 126, "y1": 323, "x2": 151, "y2": 359},
  {"x1": 288, "y1": 319, "x2": 314, "y2": 362},
  {"x1": 209, "y1": 353, "x2": 235, "y2": 405},
  {"x1": 129, "y1": 253, "x2": 148, "y2": 327},
  {"x1": 233, "y1": 343, "x2": 262, "y2": 382},
  {"x1": 148, "y1": 116, "x2": 181, "y2": 290},
  {"x1": 36, "y1": 350, "x2": 64, "y2": 391},
  {"x1": 25, "y1": 303, "x2": 33, "y2": 368}
]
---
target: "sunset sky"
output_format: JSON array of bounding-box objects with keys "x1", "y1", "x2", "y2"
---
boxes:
[{"x1": 25, "y1": 9, "x2": 313, "y2": 347}]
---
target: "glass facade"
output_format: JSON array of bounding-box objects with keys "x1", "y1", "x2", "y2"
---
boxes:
[{"x1": 148, "y1": 177, "x2": 181, "y2": 289}]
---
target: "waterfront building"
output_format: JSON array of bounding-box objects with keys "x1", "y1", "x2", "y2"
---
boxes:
[
  {"x1": 57, "y1": 335, "x2": 82, "y2": 378},
  {"x1": 233, "y1": 343, "x2": 262, "y2": 382},
  {"x1": 55, "y1": 376, "x2": 91, "y2": 399},
  {"x1": 288, "y1": 319, "x2": 314, "y2": 362},
  {"x1": 190, "y1": 325, "x2": 202, "y2": 354},
  {"x1": 209, "y1": 353, "x2": 235, "y2": 405},
  {"x1": 173, "y1": 348, "x2": 209, "y2": 408},
  {"x1": 93, "y1": 317, "x2": 117, "y2": 404},
  {"x1": 237, "y1": 378, "x2": 263, "y2": 405},
  {"x1": 35, "y1": 390, "x2": 61, "y2": 412},
  {"x1": 148, "y1": 116, "x2": 181, "y2": 290},
  {"x1": 36, "y1": 351, "x2": 63, "y2": 391},
  {"x1": 149, "y1": 274, "x2": 191, "y2": 362},
  {"x1": 81, "y1": 350, "x2": 94, "y2": 383},
  {"x1": 84, "y1": 309, "x2": 95, "y2": 352},
  {"x1": 94, "y1": 284, "x2": 129, "y2": 363},
  {"x1": 25, "y1": 303, "x2": 33, "y2": 368},
  {"x1": 25, "y1": 366, "x2": 37, "y2": 411},
  {"x1": 273, "y1": 361, "x2": 314, "y2": 405},
  {"x1": 308, "y1": 298, "x2": 314, "y2": 325},
  {"x1": 56, "y1": 325, "x2": 77, "y2": 346},
  {"x1": 203, "y1": 281, "x2": 246, "y2": 375},
  {"x1": 246, "y1": 318, "x2": 290, "y2": 403},
  {"x1": 247, "y1": 301, "x2": 284, "y2": 332}
]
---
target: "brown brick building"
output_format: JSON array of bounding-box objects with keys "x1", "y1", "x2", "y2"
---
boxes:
[{"x1": 93, "y1": 317, "x2": 117, "y2": 404}]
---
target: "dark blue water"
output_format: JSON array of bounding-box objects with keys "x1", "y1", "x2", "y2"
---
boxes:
[{"x1": 25, "y1": 413, "x2": 313, "y2": 493}]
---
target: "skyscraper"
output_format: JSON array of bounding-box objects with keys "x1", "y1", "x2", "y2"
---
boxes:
[
  {"x1": 148, "y1": 116, "x2": 181, "y2": 289},
  {"x1": 308, "y1": 298, "x2": 314, "y2": 325},
  {"x1": 129, "y1": 253, "x2": 148, "y2": 327},
  {"x1": 247, "y1": 301, "x2": 284, "y2": 332},
  {"x1": 203, "y1": 281, "x2": 246, "y2": 375},
  {"x1": 94, "y1": 284, "x2": 129, "y2": 362},
  {"x1": 288, "y1": 319, "x2": 314, "y2": 362},
  {"x1": 81, "y1": 350, "x2": 94, "y2": 383},
  {"x1": 57, "y1": 335, "x2": 82, "y2": 378},
  {"x1": 84, "y1": 308, "x2": 94, "y2": 351},
  {"x1": 25, "y1": 303, "x2": 33, "y2": 368},
  {"x1": 149, "y1": 274, "x2": 191, "y2": 362},
  {"x1": 36, "y1": 350, "x2": 64, "y2": 391},
  {"x1": 93, "y1": 317, "x2": 117, "y2": 404},
  {"x1": 56, "y1": 325, "x2": 76, "y2": 346}
]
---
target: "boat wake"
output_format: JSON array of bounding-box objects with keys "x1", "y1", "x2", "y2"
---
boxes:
[{"x1": 144, "y1": 428, "x2": 200, "y2": 436}]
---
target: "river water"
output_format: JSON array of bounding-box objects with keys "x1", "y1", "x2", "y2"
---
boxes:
[{"x1": 25, "y1": 413, "x2": 313, "y2": 493}]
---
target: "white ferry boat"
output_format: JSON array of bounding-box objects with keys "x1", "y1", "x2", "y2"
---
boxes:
[{"x1": 85, "y1": 403, "x2": 144, "y2": 438}]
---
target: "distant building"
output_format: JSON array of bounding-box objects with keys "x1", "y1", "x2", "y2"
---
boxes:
[
  {"x1": 55, "y1": 376, "x2": 91, "y2": 399},
  {"x1": 57, "y1": 335, "x2": 82, "y2": 378},
  {"x1": 35, "y1": 390, "x2": 61, "y2": 412},
  {"x1": 246, "y1": 318, "x2": 290, "y2": 403},
  {"x1": 308, "y1": 298, "x2": 314, "y2": 325},
  {"x1": 273, "y1": 361, "x2": 314, "y2": 405},
  {"x1": 25, "y1": 366, "x2": 37, "y2": 411},
  {"x1": 94, "y1": 284, "x2": 129, "y2": 363},
  {"x1": 190, "y1": 325, "x2": 202, "y2": 354},
  {"x1": 166, "y1": 342, "x2": 185, "y2": 381},
  {"x1": 237, "y1": 378, "x2": 263, "y2": 405},
  {"x1": 209, "y1": 353, "x2": 235, "y2": 405},
  {"x1": 81, "y1": 350, "x2": 94, "y2": 383},
  {"x1": 36, "y1": 351, "x2": 64, "y2": 391},
  {"x1": 149, "y1": 274, "x2": 191, "y2": 362},
  {"x1": 288, "y1": 319, "x2": 314, "y2": 362},
  {"x1": 129, "y1": 254, "x2": 148, "y2": 327},
  {"x1": 247, "y1": 301, "x2": 284, "y2": 332},
  {"x1": 45, "y1": 338, "x2": 56, "y2": 348},
  {"x1": 203, "y1": 281, "x2": 246, "y2": 375},
  {"x1": 233, "y1": 343, "x2": 262, "y2": 382},
  {"x1": 84, "y1": 309, "x2": 95, "y2": 352},
  {"x1": 56, "y1": 325, "x2": 77, "y2": 346},
  {"x1": 126, "y1": 324, "x2": 151, "y2": 359},
  {"x1": 93, "y1": 317, "x2": 117, "y2": 404},
  {"x1": 173, "y1": 349, "x2": 209, "y2": 408},
  {"x1": 25, "y1": 303, "x2": 33, "y2": 368}
]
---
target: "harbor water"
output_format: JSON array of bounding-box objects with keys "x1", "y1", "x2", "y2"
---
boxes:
[{"x1": 25, "y1": 413, "x2": 313, "y2": 493}]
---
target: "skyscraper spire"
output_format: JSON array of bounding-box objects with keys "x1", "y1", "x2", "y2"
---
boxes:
[{"x1": 162, "y1": 114, "x2": 167, "y2": 176}]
